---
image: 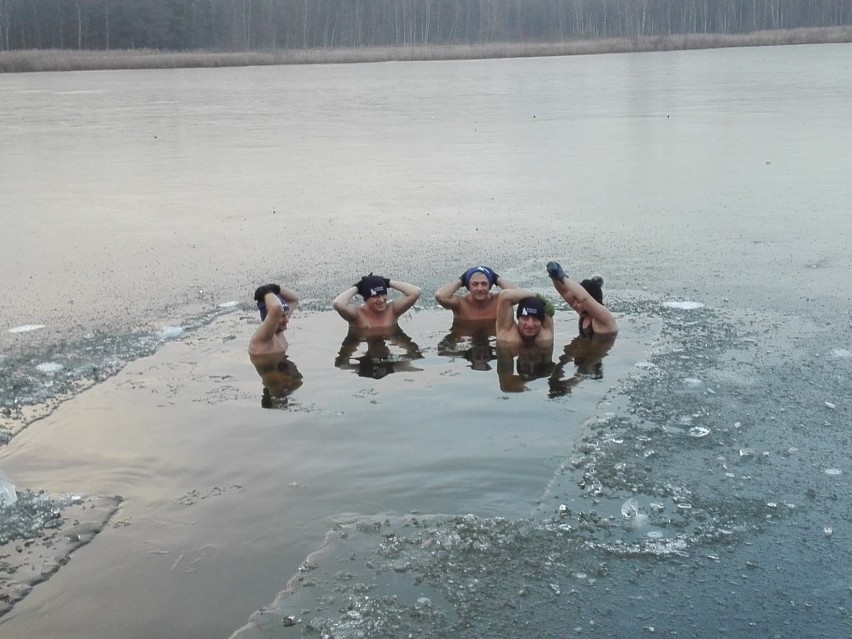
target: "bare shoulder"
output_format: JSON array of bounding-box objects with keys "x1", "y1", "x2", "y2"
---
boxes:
[
  {"x1": 495, "y1": 325, "x2": 522, "y2": 344},
  {"x1": 248, "y1": 334, "x2": 288, "y2": 358}
]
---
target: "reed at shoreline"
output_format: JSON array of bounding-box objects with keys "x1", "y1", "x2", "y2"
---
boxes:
[{"x1": 1, "y1": 26, "x2": 850, "y2": 73}]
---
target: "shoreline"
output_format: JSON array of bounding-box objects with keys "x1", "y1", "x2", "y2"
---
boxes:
[{"x1": 1, "y1": 26, "x2": 850, "y2": 73}]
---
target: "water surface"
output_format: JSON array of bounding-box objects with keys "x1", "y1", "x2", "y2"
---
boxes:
[{"x1": 0, "y1": 44, "x2": 851, "y2": 638}]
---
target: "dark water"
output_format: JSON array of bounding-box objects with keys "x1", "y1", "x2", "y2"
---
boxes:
[
  {"x1": 1, "y1": 44, "x2": 851, "y2": 638},
  {"x1": 229, "y1": 302, "x2": 852, "y2": 639},
  {"x1": 0, "y1": 309, "x2": 658, "y2": 639}
]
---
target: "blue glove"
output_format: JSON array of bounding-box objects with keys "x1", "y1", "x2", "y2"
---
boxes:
[{"x1": 546, "y1": 261, "x2": 566, "y2": 280}]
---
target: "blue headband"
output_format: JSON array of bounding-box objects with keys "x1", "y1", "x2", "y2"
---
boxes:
[
  {"x1": 258, "y1": 295, "x2": 289, "y2": 321},
  {"x1": 462, "y1": 266, "x2": 496, "y2": 289}
]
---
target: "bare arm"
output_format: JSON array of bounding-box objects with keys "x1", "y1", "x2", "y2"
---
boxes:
[
  {"x1": 551, "y1": 275, "x2": 617, "y2": 334},
  {"x1": 434, "y1": 278, "x2": 464, "y2": 310},
  {"x1": 332, "y1": 286, "x2": 359, "y2": 322},
  {"x1": 494, "y1": 275, "x2": 517, "y2": 290},
  {"x1": 496, "y1": 288, "x2": 535, "y2": 338},
  {"x1": 278, "y1": 286, "x2": 299, "y2": 312},
  {"x1": 551, "y1": 275, "x2": 580, "y2": 306},
  {"x1": 251, "y1": 292, "x2": 285, "y2": 344},
  {"x1": 389, "y1": 280, "x2": 421, "y2": 317}
]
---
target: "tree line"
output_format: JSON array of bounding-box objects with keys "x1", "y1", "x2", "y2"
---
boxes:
[{"x1": 2, "y1": 0, "x2": 851, "y2": 52}]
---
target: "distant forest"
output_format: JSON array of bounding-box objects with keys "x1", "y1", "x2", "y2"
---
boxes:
[{"x1": 2, "y1": 0, "x2": 852, "y2": 52}]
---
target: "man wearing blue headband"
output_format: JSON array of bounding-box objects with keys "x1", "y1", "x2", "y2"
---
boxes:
[
  {"x1": 333, "y1": 273, "x2": 421, "y2": 329},
  {"x1": 249, "y1": 283, "x2": 300, "y2": 357},
  {"x1": 249, "y1": 283, "x2": 301, "y2": 407},
  {"x1": 434, "y1": 265, "x2": 516, "y2": 322}
]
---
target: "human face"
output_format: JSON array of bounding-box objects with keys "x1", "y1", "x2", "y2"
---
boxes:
[
  {"x1": 467, "y1": 273, "x2": 491, "y2": 302},
  {"x1": 366, "y1": 293, "x2": 388, "y2": 312},
  {"x1": 276, "y1": 310, "x2": 290, "y2": 333},
  {"x1": 517, "y1": 314, "x2": 542, "y2": 341}
]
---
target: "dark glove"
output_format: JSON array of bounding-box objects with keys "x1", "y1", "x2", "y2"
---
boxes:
[
  {"x1": 482, "y1": 266, "x2": 499, "y2": 284},
  {"x1": 383, "y1": 277, "x2": 391, "y2": 288},
  {"x1": 536, "y1": 293, "x2": 556, "y2": 317},
  {"x1": 461, "y1": 266, "x2": 498, "y2": 288},
  {"x1": 254, "y1": 283, "x2": 281, "y2": 302},
  {"x1": 546, "y1": 261, "x2": 566, "y2": 280},
  {"x1": 353, "y1": 273, "x2": 374, "y2": 289}
]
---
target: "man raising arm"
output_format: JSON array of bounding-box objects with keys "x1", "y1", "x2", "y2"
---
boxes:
[
  {"x1": 495, "y1": 288, "x2": 554, "y2": 346},
  {"x1": 333, "y1": 274, "x2": 421, "y2": 329}
]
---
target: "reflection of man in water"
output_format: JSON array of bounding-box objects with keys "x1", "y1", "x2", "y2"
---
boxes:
[
  {"x1": 497, "y1": 342, "x2": 553, "y2": 393},
  {"x1": 496, "y1": 342, "x2": 555, "y2": 392},
  {"x1": 434, "y1": 266, "x2": 516, "y2": 322},
  {"x1": 333, "y1": 274, "x2": 421, "y2": 329},
  {"x1": 437, "y1": 325, "x2": 496, "y2": 371},
  {"x1": 495, "y1": 288, "x2": 555, "y2": 391},
  {"x1": 547, "y1": 334, "x2": 616, "y2": 398},
  {"x1": 334, "y1": 325, "x2": 424, "y2": 380},
  {"x1": 257, "y1": 356, "x2": 304, "y2": 408},
  {"x1": 248, "y1": 283, "x2": 303, "y2": 407}
]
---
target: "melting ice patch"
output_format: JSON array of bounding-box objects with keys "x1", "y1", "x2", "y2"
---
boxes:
[
  {"x1": 8, "y1": 324, "x2": 45, "y2": 334},
  {"x1": 218, "y1": 301, "x2": 239, "y2": 308},
  {"x1": 35, "y1": 362, "x2": 64, "y2": 374},
  {"x1": 158, "y1": 326, "x2": 185, "y2": 339},
  {"x1": 663, "y1": 301, "x2": 705, "y2": 310}
]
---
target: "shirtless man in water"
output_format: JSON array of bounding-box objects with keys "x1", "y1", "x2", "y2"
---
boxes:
[
  {"x1": 248, "y1": 283, "x2": 299, "y2": 356},
  {"x1": 494, "y1": 288, "x2": 555, "y2": 391},
  {"x1": 495, "y1": 288, "x2": 555, "y2": 345},
  {"x1": 434, "y1": 266, "x2": 516, "y2": 323},
  {"x1": 248, "y1": 283, "x2": 302, "y2": 404},
  {"x1": 332, "y1": 274, "x2": 421, "y2": 330}
]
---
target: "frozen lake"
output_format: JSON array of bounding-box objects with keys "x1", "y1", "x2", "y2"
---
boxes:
[{"x1": 0, "y1": 44, "x2": 851, "y2": 638}]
